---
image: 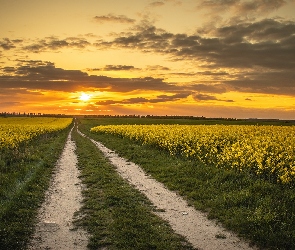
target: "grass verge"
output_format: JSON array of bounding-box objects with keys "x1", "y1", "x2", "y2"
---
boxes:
[
  {"x1": 78, "y1": 118, "x2": 295, "y2": 250},
  {"x1": 0, "y1": 127, "x2": 71, "y2": 250},
  {"x1": 72, "y1": 126, "x2": 194, "y2": 250}
]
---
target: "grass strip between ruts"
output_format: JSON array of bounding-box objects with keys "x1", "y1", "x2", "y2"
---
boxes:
[{"x1": 72, "y1": 127, "x2": 194, "y2": 250}]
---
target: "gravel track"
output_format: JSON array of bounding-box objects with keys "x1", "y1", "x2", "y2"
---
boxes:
[{"x1": 28, "y1": 128, "x2": 88, "y2": 250}]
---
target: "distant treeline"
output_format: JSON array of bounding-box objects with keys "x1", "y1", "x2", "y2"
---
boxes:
[
  {"x1": 1, "y1": 112, "x2": 293, "y2": 124},
  {"x1": 83, "y1": 114, "x2": 238, "y2": 120},
  {"x1": 82, "y1": 114, "x2": 293, "y2": 123},
  {"x1": 0, "y1": 112, "x2": 70, "y2": 118}
]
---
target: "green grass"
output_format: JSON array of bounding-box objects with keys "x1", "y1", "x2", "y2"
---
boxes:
[
  {"x1": 72, "y1": 126, "x2": 194, "y2": 249},
  {"x1": 78, "y1": 118, "x2": 295, "y2": 250},
  {"x1": 0, "y1": 127, "x2": 71, "y2": 250}
]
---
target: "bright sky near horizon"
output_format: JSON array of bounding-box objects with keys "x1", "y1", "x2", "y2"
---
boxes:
[{"x1": 1, "y1": 0, "x2": 295, "y2": 119}]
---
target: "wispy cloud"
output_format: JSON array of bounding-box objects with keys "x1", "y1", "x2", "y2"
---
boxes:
[
  {"x1": 192, "y1": 92, "x2": 234, "y2": 102},
  {"x1": 96, "y1": 92, "x2": 190, "y2": 105},
  {"x1": 235, "y1": 0, "x2": 286, "y2": 15},
  {"x1": 23, "y1": 37, "x2": 90, "y2": 53},
  {"x1": 94, "y1": 14, "x2": 135, "y2": 24},
  {"x1": 146, "y1": 65, "x2": 170, "y2": 71},
  {"x1": 88, "y1": 65, "x2": 140, "y2": 71},
  {"x1": 149, "y1": 1, "x2": 165, "y2": 7},
  {"x1": 198, "y1": 0, "x2": 287, "y2": 16}
]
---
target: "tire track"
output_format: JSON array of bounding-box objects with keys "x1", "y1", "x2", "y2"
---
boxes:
[{"x1": 28, "y1": 127, "x2": 88, "y2": 250}]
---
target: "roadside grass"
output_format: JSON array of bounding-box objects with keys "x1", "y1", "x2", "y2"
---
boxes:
[
  {"x1": 78, "y1": 118, "x2": 295, "y2": 250},
  {"x1": 0, "y1": 127, "x2": 71, "y2": 250},
  {"x1": 72, "y1": 127, "x2": 195, "y2": 250}
]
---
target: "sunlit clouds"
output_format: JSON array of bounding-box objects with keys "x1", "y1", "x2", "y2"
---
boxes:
[{"x1": 0, "y1": 0, "x2": 295, "y2": 118}]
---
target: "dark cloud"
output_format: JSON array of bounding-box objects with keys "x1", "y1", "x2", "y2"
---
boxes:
[
  {"x1": 224, "y1": 69, "x2": 295, "y2": 96},
  {"x1": 192, "y1": 92, "x2": 234, "y2": 102},
  {"x1": 86, "y1": 68, "x2": 102, "y2": 72},
  {"x1": 189, "y1": 83, "x2": 228, "y2": 94},
  {"x1": 169, "y1": 72, "x2": 197, "y2": 77},
  {"x1": 198, "y1": 71, "x2": 229, "y2": 76},
  {"x1": 215, "y1": 19, "x2": 295, "y2": 44},
  {"x1": 198, "y1": 0, "x2": 287, "y2": 15},
  {"x1": 236, "y1": 0, "x2": 286, "y2": 14},
  {"x1": 169, "y1": 70, "x2": 229, "y2": 79},
  {"x1": 89, "y1": 65, "x2": 140, "y2": 71},
  {"x1": 23, "y1": 37, "x2": 90, "y2": 53},
  {"x1": 155, "y1": 92, "x2": 190, "y2": 101},
  {"x1": 0, "y1": 87, "x2": 44, "y2": 96},
  {"x1": 87, "y1": 65, "x2": 170, "y2": 71},
  {"x1": 146, "y1": 65, "x2": 170, "y2": 71},
  {"x1": 149, "y1": 1, "x2": 165, "y2": 7},
  {"x1": 96, "y1": 92, "x2": 190, "y2": 105},
  {"x1": 0, "y1": 38, "x2": 17, "y2": 50},
  {"x1": 95, "y1": 24, "x2": 174, "y2": 51},
  {"x1": 11, "y1": 39, "x2": 23, "y2": 43},
  {"x1": 198, "y1": 0, "x2": 239, "y2": 9},
  {"x1": 94, "y1": 14, "x2": 135, "y2": 24},
  {"x1": 1, "y1": 60, "x2": 104, "y2": 91},
  {"x1": 95, "y1": 100, "x2": 118, "y2": 105},
  {"x1": 2, "y1": 66, "x2": 16, "y2": 73},
  {"x1": 192, "y1": 93, "x2": 218, "y2": 101}
]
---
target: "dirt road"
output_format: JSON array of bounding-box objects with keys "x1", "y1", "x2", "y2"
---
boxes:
[
  {"x1": 28, "y1": 128, "x2": 88, "y2": 249},
  {"x1": 29, "y1": 127, "x2": 256, "y2": 250}
]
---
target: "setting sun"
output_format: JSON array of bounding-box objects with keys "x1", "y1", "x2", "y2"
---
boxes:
[{"x1": 79, "y1": 93, "x2": 91, "y2": 102}]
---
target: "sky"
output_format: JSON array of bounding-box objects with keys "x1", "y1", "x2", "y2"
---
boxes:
[{"x1": 1, "y1": 0, "x2": 295, "y2": 119}]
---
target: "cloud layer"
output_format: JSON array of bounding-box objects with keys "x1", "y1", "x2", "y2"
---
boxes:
[
  {"x1": 1, "y1": 0, "x2": 294, "y2": 118},
  {"x1": 0, "y1": 60, "x2": 180, "y2": 93}
]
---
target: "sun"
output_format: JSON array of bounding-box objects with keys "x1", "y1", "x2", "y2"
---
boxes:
[{"x1": 79, "y1": 93, "x2": 91, "y2": 101}]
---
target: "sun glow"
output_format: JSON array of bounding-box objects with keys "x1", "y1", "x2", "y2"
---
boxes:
[{"x1": 79, "y1": 93, "x2": 91, "y2": 101}]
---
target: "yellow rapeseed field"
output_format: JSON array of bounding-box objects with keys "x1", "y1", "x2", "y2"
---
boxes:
[
  {"x1": 0, "y1": 117, "x2": 72, "y2": 149},
  {"x1": 91, "y1": 124, "x2": 295, "y2": 184}
]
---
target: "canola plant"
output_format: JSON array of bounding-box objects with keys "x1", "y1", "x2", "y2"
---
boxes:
[
  {"x1": 0, "y1": 117, "x2": 73, "y2": 149},
  {"x1": 91, "y1": 124, "x2": 295, "y2": 184}
]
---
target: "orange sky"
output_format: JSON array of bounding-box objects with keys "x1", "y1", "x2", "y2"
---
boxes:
[{"x1": 1, "y1": 0, "x2": 295, "y2": 119}]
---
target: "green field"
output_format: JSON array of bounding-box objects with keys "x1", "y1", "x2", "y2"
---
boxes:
[
  {"x1": 78, "y1": 117, "x2": 295, "y2": 250},
  {"x1": 0, "y1": 120, "x2": 71, "y2": 249},
  {"x1": 1, "y1": 117, "x2": 295, "y2": 249}
]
